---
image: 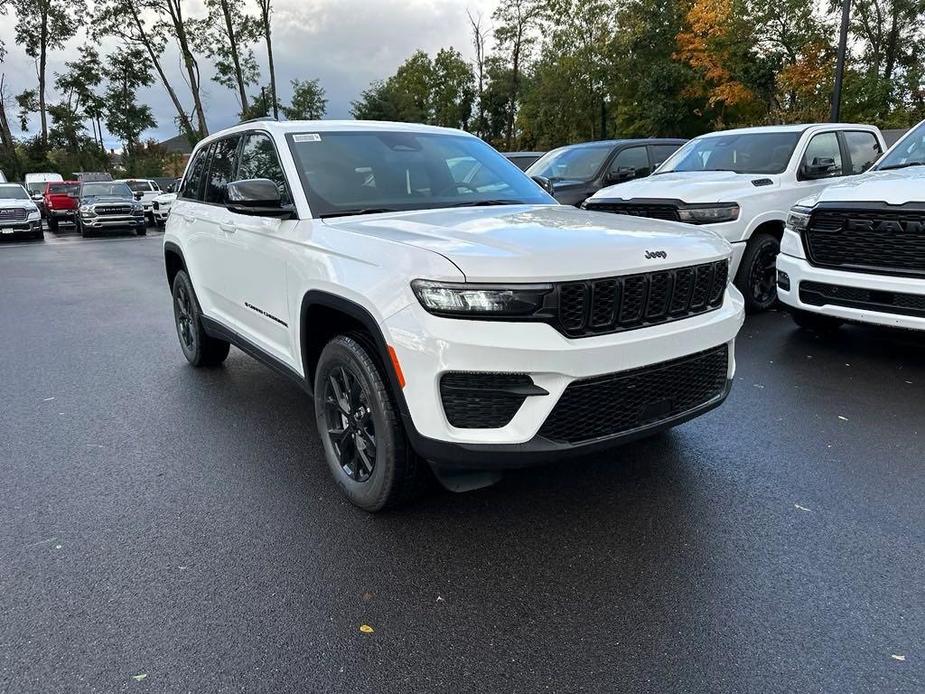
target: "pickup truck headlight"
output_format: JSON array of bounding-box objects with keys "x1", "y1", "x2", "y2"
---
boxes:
[
  {"x1": 412, "y1": 280, "x2": 552, "y2": 317},
  {"x1": 27, "y1": 209, "x2": 40, "y2": 220},
  {"x1": 677, "y1": 204, "x2": 740, "y2": 224},
  {"x1": 80, "y1": 205, "x2": 96, "y2": 218},
  {"x1": 786, "y1": 206, "x2": 812, "y2": 232}
]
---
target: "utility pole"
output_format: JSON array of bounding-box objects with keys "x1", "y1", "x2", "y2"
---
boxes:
[{"x1": 831, "y1": 0, "x2": 851, "y2": 122}]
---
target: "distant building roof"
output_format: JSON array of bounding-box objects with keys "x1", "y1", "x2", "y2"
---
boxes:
[{"x1": 158, "y1": 134, "x2": 194, "y2": 155}]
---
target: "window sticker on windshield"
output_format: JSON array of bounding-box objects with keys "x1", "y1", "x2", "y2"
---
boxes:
[{"x1": 294, "y1": 134, "x2": 322, "y2": 143}]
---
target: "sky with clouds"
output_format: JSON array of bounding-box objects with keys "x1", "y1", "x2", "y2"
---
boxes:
[{"x1": 0, "y1": 0, "x2": 495, "y2": 149}]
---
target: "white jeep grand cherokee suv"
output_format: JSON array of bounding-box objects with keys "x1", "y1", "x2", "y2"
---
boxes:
[
  {"x1": 164, "y1": 120, "x2": 745, "y2": 511},
  {"x1": 777, "y1": 118, "x2": 925, "y2": 333},
  {"x1": 584, "y1": 124, "x2": 886, "y2": 313}
]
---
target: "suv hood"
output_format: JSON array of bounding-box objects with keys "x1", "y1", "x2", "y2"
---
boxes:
[
  {"x1": 0, "y1": 199, "x2": 37, "y2": 210},
  {"x1": 801, "y1": 167, "x2": 924, "y2": 207},
  {"x1": 323, "y1": 204, "x2": 730, "y2": 282},
  {"x1": 590, "y1": 170, "x2": 780, "y2": 204}
]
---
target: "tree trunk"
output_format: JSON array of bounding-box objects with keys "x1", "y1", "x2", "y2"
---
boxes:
[
  {"x1": 220, "y1": 0, "x2": 250, "y2": 114},
  {"x1": 167, "y1": 0, "x2": 209, "y2": 138},
  {"x1": 39, "y1": 8, "x2": 49, "y2": 145},
  {"x1": 130, "y1": 6, "x2": 199, "y2": 146},
  {"x1": 262, "y1": 4, "x2": 278, "y2": 119}
]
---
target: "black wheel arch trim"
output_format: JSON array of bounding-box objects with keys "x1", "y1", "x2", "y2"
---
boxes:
[
  {"x1": 164, "y1": 241, "x2": 188, "y2": 288},
  {"x1": 299, "y1": 291, "x2": 413, "y2": 418}
]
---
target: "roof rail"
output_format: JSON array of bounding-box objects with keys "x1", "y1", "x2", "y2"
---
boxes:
[{"x1": 238, "y1": 116, "x2": 278, "y2": 125}]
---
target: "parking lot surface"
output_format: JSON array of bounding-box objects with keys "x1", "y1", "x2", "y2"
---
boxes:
[{"x1": 1, "y1": 232, "x2": 923, "y2": 693}]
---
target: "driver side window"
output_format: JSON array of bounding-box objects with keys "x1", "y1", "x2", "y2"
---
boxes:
[
  {"x1": 237, "y1": 132, "x2": 291, "y2": 206},
  {"x1": 609, "y1": 147, "x2": 650, "y2": 179},
  {"x1": 802, "y1": 132, "x2": 843, "y2": 178}
]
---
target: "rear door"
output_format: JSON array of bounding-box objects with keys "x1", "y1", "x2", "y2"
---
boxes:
[{"x1": 219, "y1": 130, "x2": 298, "y2": 364}]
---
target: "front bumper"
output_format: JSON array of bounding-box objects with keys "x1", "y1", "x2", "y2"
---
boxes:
[
  {"x1": 81, "y1": 214, "x2": 146, "y2": 230},
  {"x1": 153, "y1": 207, "x2": 170, "y2": 221},
  {"x1": 777, "y1": 253, "x2": 925, "y2": 331},
  {"x1": 385, "y1": 287, "x2": 745, "y2": 466},
  {"x1": 0, "y1": 220, "x2": 41, "y2": 236}
]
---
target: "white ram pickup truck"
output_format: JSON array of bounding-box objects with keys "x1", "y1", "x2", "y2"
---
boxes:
[
  {"x1": 163, "y1": 119, "x2": 745, "y2": 511},
  {"x1": 584, "y1": 124, "x2": 886, "y2": 312},
  {"x1": 777, "y1": 118, "x2": 925, "y2": 333}
]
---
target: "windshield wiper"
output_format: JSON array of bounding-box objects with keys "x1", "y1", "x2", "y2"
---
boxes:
[
  {"x1": 319, "y1": 207, "x2": 399, "y2": 219},
  {"x1": 447, "y1": 199, "x2": 523, "y2": 208},
  {"x1": 878, "y1": 161, "x2": 925, "y2": 171}
]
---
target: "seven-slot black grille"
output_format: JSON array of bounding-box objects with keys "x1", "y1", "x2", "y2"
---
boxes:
[
  {"x1": 803, "y1": 208, "x2": 925, "y2": 278},
  {"x1": 800, "y1": 280, "x2": 925, "y2": 318},
  {"x1": 538, "y1": 345, "x2": 729, "y2": 444},
  {"x1": 0, "y1": 208, "x2": 27, "y2": 221},
  {"x1": 440, "y1": 372, "x2": 534, "y2": 428},
  {"x1": 584, "y1": 201, "x2": 680, "y2": 221},
  {"x1": 556, "y1": 259, "x2": 728, "y2": 337}
]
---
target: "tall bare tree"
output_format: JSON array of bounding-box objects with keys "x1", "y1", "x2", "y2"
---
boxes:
[
  {"x1": 492, "y1": 0, "x2": 542, "y2": 149},
  {"x1": 467, "y1": 10, "x2": 490, "y2": 138},
  {"x1": 255, "y1": 0, "x2": 279, "y2": 119},
  {"x1": 196, "y1": 0, "x2": 261, "y2": 116},
  {"x1": 12, "y1": 0, "x2": 86, "y2": 146}
]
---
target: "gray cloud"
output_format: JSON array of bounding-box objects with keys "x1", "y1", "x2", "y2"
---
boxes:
[{"x1": 0, "y1": 0, "x2": 493, "y2": 149}]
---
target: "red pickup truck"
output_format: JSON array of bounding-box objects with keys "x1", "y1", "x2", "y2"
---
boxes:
[{"x1": 44, "y1": 181, "x2": 79, "y2": 232}]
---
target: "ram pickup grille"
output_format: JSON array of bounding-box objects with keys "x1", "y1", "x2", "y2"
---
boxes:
[
  {"x1": 799, "y1": 281, "x2": 925, "y2": 318},
  {"x1": 95, "y1": 205, "x2": 133, "y2": 216},
  {"x1": 803, "y1": 208, "x2": 925, "y2": 278},
  {"x1": 555, "y1": 259, "x2": 727, "y2": 338},
  {"x1": 440, "y1": 372, "x2": 535, "y2": 428},
  {"x1": 538, "y1": 345, "x2": 729, "y2": 444},
  {"x1": 0, "y1": 208, "x2": 27, "y2": 221},
  {"x1": 584, "y1": 201, "x2": 680, "y2": 221}
]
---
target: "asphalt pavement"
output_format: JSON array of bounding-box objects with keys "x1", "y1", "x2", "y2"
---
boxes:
[{"x1": 1, "y1": 230, "x2": 923, "y2": 693}]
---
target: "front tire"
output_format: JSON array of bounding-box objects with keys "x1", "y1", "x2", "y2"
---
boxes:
[
  {"x1": 314, "y1": 335, "x2": 427, "y2": 511},
  {"x1": 171, "y1": 270, "x2": 230, "y2": 366},
  {"x1": 47, "y1": 218, "x2": 58, "y2": 233},
  {"x1": 735, "y1": 232, "x2": 780, "y2": 313},
  {"x1": 136, "y1": 226, "x2": 147, "y2": 236},
  {"x1": 790, "y1": 308, "x2": 842, "y2": 335}
]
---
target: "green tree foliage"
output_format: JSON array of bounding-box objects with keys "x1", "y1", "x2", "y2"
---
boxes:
[
  {"x1": 103, "y1": 46, "x2": 156, "y2": 175},
  {"x1": 282, "y1": 79, "x2": 328, "y2": 120}
]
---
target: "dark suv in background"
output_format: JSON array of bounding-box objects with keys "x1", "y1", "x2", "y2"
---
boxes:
[{"x1": 527, "y1": 138, "x2": 686, "y2": 206}]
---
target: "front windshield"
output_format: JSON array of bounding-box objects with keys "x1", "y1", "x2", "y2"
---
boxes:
[
  {"x1": 82, "y1": 182, "x2": 132, "y2": 197},
  {"x1": 876, "y1": 121, "x2": 925, "y2": 170},
  {"x1": 0, "y1": 185, "x2": 30, "y2": 200},
  {"x1": 124, "y1": 180, "x2": 152, "y2": 192},
  {"x1": 25, "y1": 182, "x2": 48, "y2": 194},
  {"x1": 287, "y1": 131, "x2": 553, "y2": 218},
  {"x1": 49, "y1": 183, "x2": 79, "y2": 195},
  {"x1": 658, "y1": 132, "x2": 801, "y2": 175},
  {"x1": 527, "y1": 145, "x2": 612, "y2": 182}
]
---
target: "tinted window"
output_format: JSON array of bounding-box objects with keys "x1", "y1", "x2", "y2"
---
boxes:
[
  {"x1": 802, "y1": 132, "x2": 843, "y2": 177},
  {"x1": 875, "y1": 121, "x2": 925, "y2": 170},
  {"x1": 124, "y1": 180, "x2": 153, "y2": 192},
  {"x1": 650, "y1": 144, "x2": 681, "y2": 168},
  {"x1": 48, "y1": 183, "x2": 78, "y2": 195},
  {"x1": 660, "y1": 132, "x2": 800, "y2": 174},
  {"x1": 237, "y1": 132, "x2": 290, "y2": 205},
  {"x1": 288, "y1": 131, "x2": 552, "y2": 218},
  {"x1": 843, "y1": 132, "x2": 881, "y2": 174},
  {"x1": 610, "y1": 147, "x2": 650, "y2": 178},
  {"x1": 180, "y1": 149, "x2": 209, "y2": 201},
  {"x1": 528, "y1": 145, "x2": 613, "y2": 182},
  {"x1": 205, "y1": 136, "x2": 240, "y2": 204}
]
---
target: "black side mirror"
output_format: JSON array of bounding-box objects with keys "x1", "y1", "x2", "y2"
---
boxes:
[
  {"x1": 606, "y1": 166, "x2": 637, "y2": 185},
  {"x1": 227, "y1": 178, "x2": 294, "y2": 218},
  {"x1": 802, "y1": 157, "x2": 837, "y2": 179},
  {"x1": 530, "y1": 175, "x2": 556, "y2": 196},
  {"x1": 133, "y1": 191, "x2": 143, "y2": 201}
]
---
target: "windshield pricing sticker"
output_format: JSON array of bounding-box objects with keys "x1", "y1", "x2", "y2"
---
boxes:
[{"x1": 294, "y1": 134, "x2": 322, "y2": 142}]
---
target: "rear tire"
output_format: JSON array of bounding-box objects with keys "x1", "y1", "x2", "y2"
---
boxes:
[
  {"x1": 735, "y1": 232, "x2": 780, "y2": 314},
  {"x1": 136, "y1": 226, "x2": 147, "y2": 236},
  {"x1": 171, "y1": 270, "x2": 230, "y2": 367},
  {"x1": 314, "y1": 334, "x2": 428, "y2": 511},
  {"x1": 790, "y1": 308, "x2": 843, "y2": 335},
  {"x1": 47, "y1": 218, "x2": 58, "y2": 233}
]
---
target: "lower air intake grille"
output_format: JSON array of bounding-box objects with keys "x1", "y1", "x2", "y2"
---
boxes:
[
  {"x1": 538, "y1": 345, "x2": 729, "y2": 444},
  {"x1": 440, "y1": 372, "x2": 533, "y2": 429},
  {"x1": 799, "y1": 281, "x2": 925, "y2": 318}
]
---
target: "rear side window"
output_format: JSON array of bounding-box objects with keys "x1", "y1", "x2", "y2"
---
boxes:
[
  {"x1": 205, "y1": 136, "x2": 240, "y2": 204},
  {"x1": 180, "y1": 148, "x2": 209, "y2": 201},
  {"x1": 610, "y1": 146, "x2": 650, "y2": 178},
  {"x1": 843, "y1": 131, "x2": 882, "y2": 174},
  {"x1": 802, "y1": 132, "x2": 843, "y2": 177},
  {"x1": 237, "y1": 132, "x2": 290, "y2": 205},
  {"x1": 650, "y1": 144, "x2": 681, "y2": 169}
]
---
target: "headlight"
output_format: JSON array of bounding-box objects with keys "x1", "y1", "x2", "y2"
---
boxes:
[
  {"x1": 27, "y1": 208, "x2": 40, "y2": 220},
  {"x1": 787, "y1": 206, "x2": 812, "y2": 232},
  {"x1": 677, "y1": 204, "x2": 740, "y2": 224},
  {"x1": 411, "y1": 280, "x2": 552, "y2": 317},
  {"x1": 80, "y1": 205, "x2": 96, "y2": 217}
]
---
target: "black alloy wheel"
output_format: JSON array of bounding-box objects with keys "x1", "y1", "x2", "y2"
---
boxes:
[
  {"x1": 174, "y1": 281, "x2": 195, "y2": 354},
  {"x1": 736, "y1": 232, "x2": 780, "y2": 313},
  {"x1": 323, "y1": 365, "x2": 377, "y2": 483}
]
